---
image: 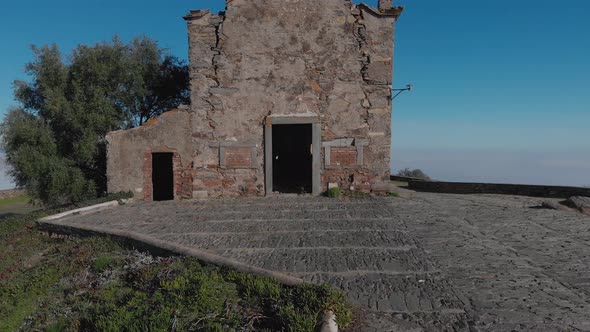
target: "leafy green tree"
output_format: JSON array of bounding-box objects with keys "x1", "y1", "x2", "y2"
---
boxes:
[{"x1": 0, "y1": 36, "x2": 189, "y2": 206}]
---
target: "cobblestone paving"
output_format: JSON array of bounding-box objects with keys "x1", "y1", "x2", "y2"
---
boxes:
[{"x1": 59, "y1": 194, "x2": 590, "y2": 331}]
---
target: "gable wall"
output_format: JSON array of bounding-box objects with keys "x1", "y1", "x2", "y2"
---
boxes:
[{"x1": 185, "y1": 0, "x2": 399, "y2": 197}]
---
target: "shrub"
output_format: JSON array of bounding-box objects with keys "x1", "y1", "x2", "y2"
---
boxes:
[
  {"x1": 93, "y1": 255, "x2": 115, "y2": 273},
  {"x1": 46, "y1": 319, "x2": 68, "y2": 332},
  {"x1": 226, "y1": 271, "x2": 352, "y2": 330},
  {"x1": 325, "y1": 187, "x2": 342, "y2": 198}
]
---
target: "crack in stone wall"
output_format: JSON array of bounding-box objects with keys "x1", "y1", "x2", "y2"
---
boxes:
[{"x1": 211, "y1": 13, "x2": 225, "y2": 89}]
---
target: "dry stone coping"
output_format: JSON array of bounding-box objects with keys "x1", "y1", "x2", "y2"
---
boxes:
[{"x1": 38, "y1": 200, "x2": 120, "y2": 222}]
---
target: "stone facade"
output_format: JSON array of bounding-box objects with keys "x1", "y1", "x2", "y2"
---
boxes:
[
  {"x1": 107, "y1": 110, "x2": 194, "y2": 200},
  {"x1": 107, "y1": 0, "x2": 403, "y2": 199}
]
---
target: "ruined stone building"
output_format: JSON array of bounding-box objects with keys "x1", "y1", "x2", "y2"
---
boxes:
[{"x1": 106, "y1": 0, "x2": 403, "y2": 200}]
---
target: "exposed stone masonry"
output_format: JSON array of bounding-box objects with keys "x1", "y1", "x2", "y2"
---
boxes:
[{"x1": 107, "y1": 0, "x2": 403, "y2": 198}]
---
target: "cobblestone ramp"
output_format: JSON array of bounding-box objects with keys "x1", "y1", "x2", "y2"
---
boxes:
[
  {"x1": 405, "y1": 194, "x2": 590, "y2": 332},
  {"x1": 54, "y1": 194, "x2": 590, "y2": 331},
  {"x1": 57, "y1": 197, "x2": 471, "y2": 331}
]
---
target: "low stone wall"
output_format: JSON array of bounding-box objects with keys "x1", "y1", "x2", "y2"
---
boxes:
[
  {"x1": 0, "y1": 189, "x2": 25, "y2": 199},
  {"x1": 390, "y1": 175, "x2": 428, "y2": 182},
  {"x1": 407, "y1": 181, "x2": 590, "y2": 199}
]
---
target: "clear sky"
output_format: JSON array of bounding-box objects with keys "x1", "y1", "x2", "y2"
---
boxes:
[
  {"x1": 0, "y1": 152, "x2": 11, "y2": 190},
  {"x1": 0, "y1": 0, "x2": 588, "y2": 188}
]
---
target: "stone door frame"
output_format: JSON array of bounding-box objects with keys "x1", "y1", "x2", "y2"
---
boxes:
[{"x1": 264, "y1": 115, "x2": 321, "y2": 196}]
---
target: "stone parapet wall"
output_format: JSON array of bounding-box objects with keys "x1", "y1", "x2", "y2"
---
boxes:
[
  {"x1": 408, "y1": 181, "x2": 590, "y2": 199},
  {"x1": 390, "y1": 175, "x2": 428, "y2": 182}
]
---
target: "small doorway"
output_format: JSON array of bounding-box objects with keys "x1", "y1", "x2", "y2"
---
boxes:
[
  {"x1": 152, "y1": 153, "x2": 174, "y2": 201},
  {"x1": 272, "y1": 124, "x2": 313, "y2": 193}
]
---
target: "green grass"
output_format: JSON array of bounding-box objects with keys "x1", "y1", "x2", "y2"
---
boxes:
[
  {"x1": 0, "y1": 212, "x2": 353, "y2": 331},
  {"x1": 46, "y1": 319, "x2": 69, "y2": 332},
  {"x1": 388, "y1": 192, "x2": 400, "y2": 198},
  {"x1": 0, "y1": 194, "x2": 38, "y2": 219},
  {"x1": 93, "y1": 255, "x2": 116, "y2": 272},
  {"x1": 0, "y1": 194, "x2": 31, "y2": 207}
]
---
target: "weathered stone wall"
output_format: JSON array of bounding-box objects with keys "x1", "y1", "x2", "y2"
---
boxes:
[
  {"x1": 106, "y1": 110, "x2": 193, "y2": 199},
  {"x1": 185, "y1": 0, "x2": 401, "y2": 196},
  {"x1": 106, "y1": 0, "x2": 401, "y2": 198}
]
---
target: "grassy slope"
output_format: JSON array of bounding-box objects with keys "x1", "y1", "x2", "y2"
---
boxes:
[
  {"x1": 0, "y1": 195, "x2": 31, "y2": 207},
  {"x1": 0, "y1": 195, "x2": 38, "y2": 219},
  {"x1": 0, "y1": 212, "x2": 352, "y2": 331}
]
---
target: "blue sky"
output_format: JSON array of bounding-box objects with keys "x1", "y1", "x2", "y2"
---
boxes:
[{"x1": 0, "y1": 0, "x2": 589, "y2": 188}]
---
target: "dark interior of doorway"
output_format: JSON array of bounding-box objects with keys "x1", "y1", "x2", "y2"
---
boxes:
[
  {"x1": 152, "y1": 153, "x2": 174, "y2": 201},
  {"x1": 272, "y1": 124, "x2": 312, "y2": 194}
]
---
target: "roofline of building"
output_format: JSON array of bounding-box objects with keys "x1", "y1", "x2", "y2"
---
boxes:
[
  {"x1": 183, "y1": 10, "x2": 210, "y2": 21},
  {"x1": 358, "y1": 3, "x2": 404, "y2": 20},
  {"x1": 184, "y1": 4, "x2": 404, "y2": 21}
]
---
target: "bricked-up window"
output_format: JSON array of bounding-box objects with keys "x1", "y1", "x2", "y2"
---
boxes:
[
  {"x1": 224, "y1": 147, "x2": 252, "y2": 168},
  {"x1": 214, "y1": 143, "x2": 258, "y2": 169},
  {"x1": 323, "y1": 138, "x2": 368, "y2": 169},
  {"x1": 330, "y1": 147, "x2": 357, "y2": 167}
]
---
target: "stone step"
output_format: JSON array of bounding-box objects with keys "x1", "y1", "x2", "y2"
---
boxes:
[
  {"x1": 134, "y1": 198, "x2": 391, "y2": 212},
  {"x1": 157, "y1": 229, "x2": 413, "y2": 249},
  {"x1": 131, "y1": 218, "x2": 407, "y2": 234},
  {"x1": 181, "y1": 209, "x2": 399, "y2": 221},
  {"x1": 202, "y1": 247, "x2": 436, "y2": 274},
  {"x1": 301, "y1": 272, "x2": 465, "y2": 313}
]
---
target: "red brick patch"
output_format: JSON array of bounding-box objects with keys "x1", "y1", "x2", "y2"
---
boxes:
[
  {"x1": 143, "y1": 152, "x2": 153, "y2": 201},
  {"x1": 331, "y1": 147, "x2": 357, "y2": 167},
  {"x1": 224, "y1": 147, "x2": 252, "y2": 168},
  {"x1": 202, "y1": 178, "x2": 223, "y2": 188}
]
